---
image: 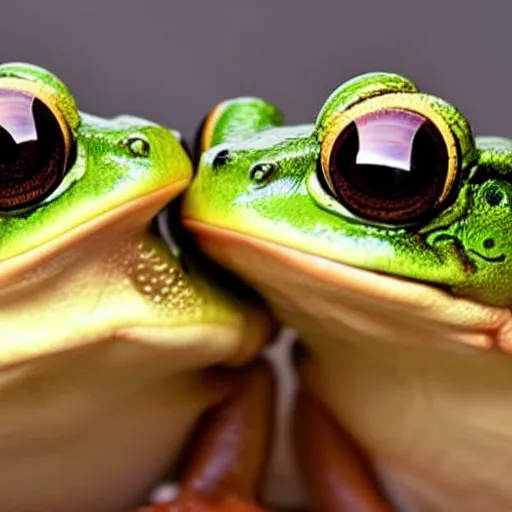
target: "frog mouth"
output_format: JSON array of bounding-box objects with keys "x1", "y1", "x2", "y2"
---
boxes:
[
  {"x1": 184, "y1": 220, "x2": 512, "y2": 345},
  {"x1": 162, "y1": 198, "x2": 268, "y2": 302}
]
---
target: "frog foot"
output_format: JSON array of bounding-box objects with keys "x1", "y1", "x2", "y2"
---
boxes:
[
  {"x1": 293, "y1": 350, "x2": 397, "y2": 512},
  {"x1": 136, "y1": 359, "x2": 275, "y2": 512}
]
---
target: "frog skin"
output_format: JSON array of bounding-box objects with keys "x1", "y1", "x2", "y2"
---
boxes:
[
  {"x1": 183, "y1": 73, "x2": 512, "y2": 512},
  {"x1": 0, "y1": 63, "x2": 277, "y2": 512}
]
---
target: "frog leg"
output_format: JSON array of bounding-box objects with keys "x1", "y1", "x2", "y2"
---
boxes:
[
  {"x1": 293, "y1": 359, "x2": 395, "y2": 511},
  {"x1": 136, "y1": 359, "x2": 275, "y2": 512}
]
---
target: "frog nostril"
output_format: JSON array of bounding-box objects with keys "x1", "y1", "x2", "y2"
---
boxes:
[
  {"x1": 124, "y1": 135, "x2": 150, "y2": 158},
  {"x1": 483, "y1": 186, "x2": 505, "y2": 207},
  {"x1": 212, "y1": 149, "x2": 231, "y2": 169},
  {"x1": 483, "y1": 238, "x2": 495, "y2": 249}
]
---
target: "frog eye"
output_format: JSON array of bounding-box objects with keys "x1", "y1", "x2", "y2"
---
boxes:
[
  {"x1": 0, "y1": 84, "x2": 73, "y2": 213},
  {"x1": 320, "y1": 93, "x2": 460, "y2": 224}
]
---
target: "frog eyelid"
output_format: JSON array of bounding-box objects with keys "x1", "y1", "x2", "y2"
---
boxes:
[
  {"x1": 0, "y1": 77, "x2": 79, "y2": 214},
  {"x1": 0, "y1": 77, "x2": 74, "y2": 167}
]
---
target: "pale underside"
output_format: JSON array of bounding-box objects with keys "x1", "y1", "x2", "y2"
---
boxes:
[
  {"x1": 189, "y1": 222, "x2": 512, "y2": 512},
  {"x1": 0, "y1": 340, "x2": 230, "y2": 512},
  {"x1": 0, "y1": 241, "x2": 247, "y2": 512},
  {"x1": 0, "y1": 201, "x2": 271, "y2": 512}
]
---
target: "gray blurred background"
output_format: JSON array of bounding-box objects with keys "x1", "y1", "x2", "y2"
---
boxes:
[{"x1": 1, "y1": 0, "x2": 509, "y2": 143}]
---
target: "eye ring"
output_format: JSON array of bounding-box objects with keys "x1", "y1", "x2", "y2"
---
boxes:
[
  {"x1": 320, "y1": 93, "x2": 459, "y2": 224},
  {"x1": 0, "y1": 77, "x2": 73, "y2": 213}
]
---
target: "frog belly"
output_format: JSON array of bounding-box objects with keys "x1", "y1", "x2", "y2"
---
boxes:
[
  {"x1": 0, "y1": 339, "x2": 228, "y2": 512},
  {"x1": 303, "y1": 342, "x2": 512, "y2": 512},
  {"x1": 187, "y1": 230, "x2": 512, "y2": 512}
]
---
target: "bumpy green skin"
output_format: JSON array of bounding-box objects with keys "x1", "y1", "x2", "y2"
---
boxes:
[
  {"x1": 205, "y1": 98, "x2": 284, "y2": 148},
  {"x1": 0, "y1": 63, "x2": 191, "y2": 263},
  {"x1": 184, "y1": 73, "x2": 512, "y2": 306},
  {"x1": 0, "y1": 62, "x2": 81, "y2": 132}
]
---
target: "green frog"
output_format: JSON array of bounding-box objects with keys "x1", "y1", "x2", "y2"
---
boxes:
[
  {"x1": 0, "y1": 63, "x2": 276, "y2": 512},
  {"x1": 183, "y1": 72, "x2": 512, "y2": 512}
]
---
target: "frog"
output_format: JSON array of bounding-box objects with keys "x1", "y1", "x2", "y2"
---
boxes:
[
  {"x1": 182, "y1": 72, "x2": 512, "y2": 512},
  {"x1": 0, "y1": 62, "x2": 277, "y2": 512}
]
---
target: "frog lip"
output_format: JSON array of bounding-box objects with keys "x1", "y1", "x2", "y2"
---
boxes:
[
  {"x1": 0, "y1": 180, "x2": 190, "y2": 286},
  {"x1": 166, "y1": 204, "x2": 268, "y2": 301},
  {"x1": 184, "y1": 219, "x2": 511, "y2": 345}
]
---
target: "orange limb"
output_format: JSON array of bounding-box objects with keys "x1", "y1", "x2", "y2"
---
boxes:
[
  {"x1": 293, "y1": 382, "x2": 396, "y2": 512},
  {"x1": 136, "y1": 359, "x2": 275, "y2": 512}
]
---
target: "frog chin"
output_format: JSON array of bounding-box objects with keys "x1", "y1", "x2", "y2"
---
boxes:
[
  {"x1": 0, "y1": 215, "x2": 272, "y2": 368},
  {"x1": 0, "y1": 183, "x2": 188, "y2": 292},
  {"x1": 186, "y1": 220, "x2": 512, "y2": 350}
]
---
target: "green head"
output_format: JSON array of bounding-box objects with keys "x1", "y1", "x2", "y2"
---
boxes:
[
  {"x1": 0, "y1": 63, "x2": 273, "y2": 367},
  {"x1": 183, "y1": 72, "x2": 512, "y2": 307},
  {"x1": 0, "y1": 62, "x2": 191, "y2": 266}
]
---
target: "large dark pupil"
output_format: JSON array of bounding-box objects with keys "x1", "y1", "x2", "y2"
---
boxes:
[
  {"x1": 329, "y1": 108, "x2": 449, "y2": 223},
  {"x1": 0, "y1": 89, "x2": 65, "y2": 210}
]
